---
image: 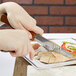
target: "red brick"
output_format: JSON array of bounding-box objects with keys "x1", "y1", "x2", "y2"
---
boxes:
[
  {"x1": 34, "y1": 0, "x2": 64, "y2": 5},
  {"x1": 66, "y1": 0, "x2": 76, "y2": 5},
  {"x1": 65, "y1": 17, "x2": 76, "y2": 25},
  {"x1": 3, "y1": 0, "x2": 32, "y2": 4},
  {"x1": 49, "y1": 27, "x2": 76, "y2": 33},
  {"x1": 23, "y1": 6, "x2": 48, "y2": 15},
  {"x1": 35, "y1": 16, "x2": 63, "y2": 25},
  {"x1": 40, "y1": 27, "x2": 48, "y2": 33},
  {"x1": 0, "y1": 0, "x2": 1, "y2": 3},
  {"x1": 50, "y1": 7, "x2": 76, "y2": 15}
]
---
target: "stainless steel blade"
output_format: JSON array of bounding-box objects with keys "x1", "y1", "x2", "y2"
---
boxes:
[
  {"x1": 35, "y1": 46, "x2": 56, "y2": 57},
  {"x1": 34, "y1": 34, "x2": 73, "y2": 57},
  {"x1": 72, "y1": 38, "x2": 76, "y2": 41}
]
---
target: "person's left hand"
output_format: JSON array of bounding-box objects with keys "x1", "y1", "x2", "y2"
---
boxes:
[{"x1": 0, "y1": 29, "x2": 34, "y2": 59}]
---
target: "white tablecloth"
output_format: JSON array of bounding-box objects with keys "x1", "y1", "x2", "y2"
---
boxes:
[
  {"x1": 27, "y1": 65, "x2": 76, "y2": 76},
  {"x1": 0, "y1": 52, "x2": 15, "y2": 76}
]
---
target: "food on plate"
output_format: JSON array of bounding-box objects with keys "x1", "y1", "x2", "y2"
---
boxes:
[
  {"x1": 33, "y1": 43, "x2": 76, "y2": 64},
  {"x1": 61, "y1": 42, "x2": 76, "y2": 53},
  {"x1": 34, "y1": 52, "x2": 56, "y2": 64},
  {"x1": 33, "y1": 43, "x2": 40, "y2": 50}
]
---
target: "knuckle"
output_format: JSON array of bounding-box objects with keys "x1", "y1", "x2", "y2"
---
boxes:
[
  {"x1": 21, "y1": 51, "x2": 28, "y2": 57},
  {"x1": 21, "y1": 53, "x2": 27, "y2": 57},
  {"x1": 33, "y1": 19, "x2": 37, "y2": 24},
  {"x1": 22, "y1": 53, "x2": 26, "y2": 57},
  {"x1": 31, "y1": 18, "x2": 37, "y2": 24}
]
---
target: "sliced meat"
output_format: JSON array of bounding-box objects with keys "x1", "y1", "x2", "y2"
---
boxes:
[
  {"x1": 34, "y1": 52, "x2": 55, "y2": 64},
  {"x1": 33, "y1": 43, "x2": 40, "y2": 50}
]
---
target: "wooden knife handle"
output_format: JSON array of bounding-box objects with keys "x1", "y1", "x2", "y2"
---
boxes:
[
  {"x1": 1, "y1": 13, "x2": 36, "y2": 40},
  {"x1": 1, "y1": 13, "x2": 14, "y2": 29}
]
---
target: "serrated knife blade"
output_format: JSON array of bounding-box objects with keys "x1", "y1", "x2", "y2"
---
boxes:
[{"x1": 34, "y1": 34, "x2": 73, "y2": 58}]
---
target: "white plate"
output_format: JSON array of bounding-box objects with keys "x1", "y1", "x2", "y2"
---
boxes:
[{"x1": 24, "y1": 38, "x2": 76, "y2": 69}]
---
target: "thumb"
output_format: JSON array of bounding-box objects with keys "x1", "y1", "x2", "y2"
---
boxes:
[{"x1": 27, "y1": 26, "x2": 44, "y2": 35}]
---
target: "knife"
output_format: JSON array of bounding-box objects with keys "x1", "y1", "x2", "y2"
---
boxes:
[
  {"x1": 33, "y1": 34, "x2": 73, "y2": 57},
  {"x1": 0, "y1": 14, "x2": 73, "y2": 57}
]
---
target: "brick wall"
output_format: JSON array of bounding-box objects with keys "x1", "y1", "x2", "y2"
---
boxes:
[{"x1": 0, "y1": 0, "x2": 76, "y2": 33}]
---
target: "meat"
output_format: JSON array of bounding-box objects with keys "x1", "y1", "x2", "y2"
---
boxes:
[
  {"x1": 33, "y1": 43, "x2": 40, "y2": 50},
  {"x1": 39, "y1": 52, "x2": 56, "y2": 64},
  {"x1": 33, "y1": 43, "x2": 76, "y2": 64}
]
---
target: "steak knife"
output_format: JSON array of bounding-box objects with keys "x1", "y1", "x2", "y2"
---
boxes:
[{"x1": 33, "y1": 34, "x2": 73, "y2": 57}]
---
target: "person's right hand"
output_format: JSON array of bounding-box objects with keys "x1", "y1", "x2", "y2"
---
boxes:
[
  {"x1": 0, "y1": 2, "x2": 44, "y2": 39},
  {"x1": 0, "y1": 29, "x2": 34, "y2": 59}
]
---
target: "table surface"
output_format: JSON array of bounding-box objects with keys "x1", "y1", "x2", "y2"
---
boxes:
[{"x1": 0, "y1": 33, "x2": 76, "y2": 76}]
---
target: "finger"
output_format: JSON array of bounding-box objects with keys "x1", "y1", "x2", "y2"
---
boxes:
[
  {"x1": 10, "y1": 49, "x2": 25, "y2": 57},
  {"x1": 23, "y1": 25, "x2": 44, "y2": 35},
  {"x1": 20, "y1": 19, "x2": 44, "y2": 35},
  {"x1": 27, "y1": 40, "x2": 34, "y2": 60},
  {"x1": 19, "y1": 21, "x2": 32, "y2": 39},
  {"x1": 10, "y1": 50, "x2": 23, "y2": 57},
  {"x1": 29, "y1": 26, "x2": 44, "y2": 35},
  {"x1": 8, "y1": 18, "x2": 32, "y2": 39},
  {"x1": 21, "y1": 43, "x2": 28, "y2": 57},
  {"x1": 29, "y1": 49, "x2": 34, "y2": 60},
  {"x1": 10, "y1": 51, "x2": 17, "y2": 57}
]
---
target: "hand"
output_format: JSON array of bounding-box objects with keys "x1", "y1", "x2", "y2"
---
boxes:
[
  {"x1": 0, "y1": 29, "x2": 34, "y2": 59},
  {"x1": 0, "y1": 2, "x2": 44, "y2": 38}
]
